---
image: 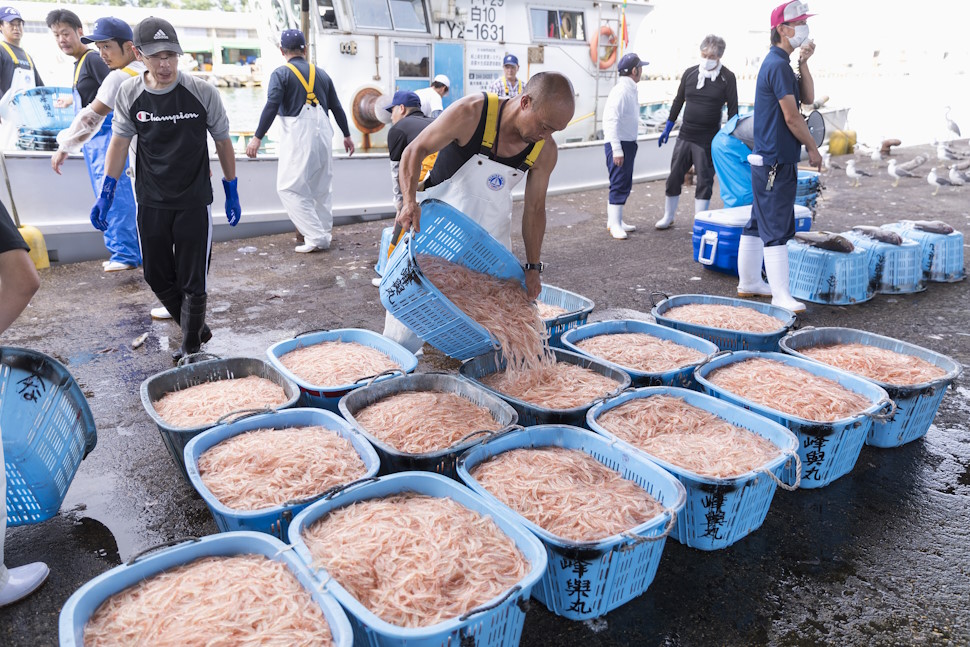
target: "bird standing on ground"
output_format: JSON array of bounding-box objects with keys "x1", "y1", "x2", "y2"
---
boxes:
[
  {"x1": 887, "y1": 159, "x2": 918, "y2": 187},
  {"x1": 937, "y1": 142, "x2": 970, "y2": 162},
  {"x1": 927, "y1": 167, "x2": 956, "y2": 195},
  {"x1": 949, "y1": 166, "x2": 968, "y2": 185},
  {"x1": 945, "y1": 106, "x2": 961, "y2": 138},
  {"x1": 845, "y1": 160, "x2": 871, "y2": 187}
]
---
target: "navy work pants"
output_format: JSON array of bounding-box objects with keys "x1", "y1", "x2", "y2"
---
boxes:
[
  {"x1": 137, "y1": 204, "x2": 212, "y2": 300},
  {"x1": 744, "y1": 162, "x2": 797, "y2": 247},
  {"x1": 605, "y1": 140, "x2": 638, "y2": 205}
]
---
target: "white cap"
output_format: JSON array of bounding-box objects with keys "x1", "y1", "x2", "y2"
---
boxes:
[{"x1": 433, "y1": 74, "x2": 451, "y2": 88}]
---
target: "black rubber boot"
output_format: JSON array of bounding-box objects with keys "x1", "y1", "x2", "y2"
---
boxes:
[
  {"x1": 172, "y1": 294, "x2": 212, "y2": 363},
  {"x1": 155, "y1": 286, "x2": 183, "y2": 325}
]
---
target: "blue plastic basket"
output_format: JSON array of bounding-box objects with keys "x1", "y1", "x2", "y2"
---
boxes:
[
  {"x1": 58, "y1": 532, "x2": 353, "y2": 647},
  {"x1": 586, "y1": 387, "x2": 798, "y2": 550},
  {"x1": 184, "y1": 408, "x2": 380, "y2": 539},
  {"x1": 456, "y1": 425, "x2": 686, "y2": 619},
  {"x1": 338, "y1": 373, "x2": 518, "y2": 478},
  {"x1": 650, "y1": 293, "x2": 797, "y2": 352},
  {"x1": 287, "y1": 472, "x2": 547, "y2": 647},
  {"x1": 694, "y1": 351, "x2": 893, "y2": 488},
  {"x1": 379, "y1": 200, "x2": 527, "y2": 360},
  {"x1": 10, "y1": 87, "x2": 73, "y2": 131},
  {"x1": 537, "y1": 284, "x2": 594, "y2": 348},
  {"x1": 458, "y1": 348, "x2": 631, "y2": 427},
  {"x1": 561, "y1": 319, "x2": 719, "y2": 389},
  {"x1": 780, "y1": 328, "x2": 962, "y2": 448},
  {"x1": 375, "y1": 226, "x2": 395, "y2": 276},
  {"x1": 266, "y1": 328, "x2": 418, "y2": 412},
  {"x1": 140, "y1": 357, "x2": 301, "y2": 484},
  {"x1": 786, "y1": 240, "x2": 874, "y2": 305},
  {"x1": 2, "y1": 347, "x2": 97, "y2": 527},
  {"x1": 883, "y1": 222, "x2": 965, "y2": 282},
  {"x1": 840, "y1": 231, "x2": 925, "y2": 294}
]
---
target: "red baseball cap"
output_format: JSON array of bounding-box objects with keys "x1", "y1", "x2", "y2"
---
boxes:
[{"x1": 770, "y1": 1, "x2": 815, "y2": 28}]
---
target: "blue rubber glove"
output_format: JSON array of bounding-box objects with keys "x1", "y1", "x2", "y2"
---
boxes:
[
  {"x1": 90, "y1": 175, "x2": 117, "y2": 231},
  {"x1": 223, "y1": 177, "x2": 241, "y2": 226},
  {"x1": 658, "y1": 120, "x2": 675, "y2": 147}
]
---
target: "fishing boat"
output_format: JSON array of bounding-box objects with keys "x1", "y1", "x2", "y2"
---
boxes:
[{"x1": 2, "y1": 0, "x2": 848, "y2": 263}]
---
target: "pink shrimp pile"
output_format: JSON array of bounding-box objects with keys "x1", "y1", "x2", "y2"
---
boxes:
[
  {"x1": 481, "y1": 362, "x2": 621, "y2": 409},
  {"x1": 83, "y1": 555, "x2": 334, "y2": 646},
  {"x1": 301, "y1": 494, "x2": 529, "y2": 628},
  {"x1": 536, "y1": 301, "x2": 568, "y2": 319},
  {"x1": 800, "y1": 343, "x2": 946, "y2": 386},
  {"x1": 280, "y1": 340, "x2": 401, "y2": 387},
  {"x1": 197, "y1": 426, "x2": 367, "y2": 510},
  {"x1": 353, "y1": 391, "x2": 503, "y2": 453},
  {"x1": 707, "y1": 358, "x2": 872, "y2": 422},
  {"x1": 417, "y1": 254, "x2": 550, "y2": 369},
  {"x1": 664, "y1": 304, "x2": 783, "y2": 333},
  {"x1": 153, "y1": 376, "x2": 288, "y2": 428},
  {"x1": 470, "y1": 447, "x2": 663, "y2": 542},
  {"x1": 575, "y1": 332, "x2": 707, "y2": 373},
  {"x1": 596, "y1": 395, "x2": 782, "y2": 478}
]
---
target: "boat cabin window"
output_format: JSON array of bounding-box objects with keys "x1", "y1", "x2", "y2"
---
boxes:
[
  {"x1": 353, "y1": 0, "x2": 428, "y2": 32},
  {"x1": 394, "y1": 43, "x2": 431, "y2": 79},
  {"x1": 530, "y1": 8, "x2": 586, "y2": 42},
  {"x1": 317, "y1": 0, "x2": 338, "y2": 29}
]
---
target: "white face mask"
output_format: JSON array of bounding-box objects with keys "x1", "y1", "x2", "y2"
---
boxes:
[
  {"x1": 699, "y1": 57, "x2": 718, "y2": 71},
  {"x1": 788, "y1": 24, "x2": 810, "y2": 48}
]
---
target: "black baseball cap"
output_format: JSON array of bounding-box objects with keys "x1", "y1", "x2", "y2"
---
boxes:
[{"x1": 134, "y1": 16, "x2": 182, "y2": 56}]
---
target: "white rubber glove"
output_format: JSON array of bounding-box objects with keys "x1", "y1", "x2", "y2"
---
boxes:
[{"x1": 55, "y1": 105, "x2": 106, "y2": 154}]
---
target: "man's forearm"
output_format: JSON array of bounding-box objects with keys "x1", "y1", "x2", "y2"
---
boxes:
[
  {"x1": 103, "y1": 136, "x2": 132, "y2": 180},
  {"x1": 522, "y1": 207, "x2": 545, "y2": 264},
  {"x1": 399, "y1": 146, "x2": 423, "y2": 207},
  {"x1": 798, "y1": 63, "x2": 815, "y2": 106},
  {"x1": 214, "y1": 139, "x2": 236, "y2": 179}
]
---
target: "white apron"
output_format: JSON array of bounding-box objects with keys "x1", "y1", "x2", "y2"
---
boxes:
[
  {"x1": 0, "y1": 42, "x2": 38, "y2": 150},
  {"x1": 276, "y1": 63, "x2": 335, "y2": 248}
]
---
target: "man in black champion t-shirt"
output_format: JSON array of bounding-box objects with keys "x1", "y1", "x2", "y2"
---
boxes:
[{"x1": 91, "y1": 16, "x2": 241, "y2": 362}]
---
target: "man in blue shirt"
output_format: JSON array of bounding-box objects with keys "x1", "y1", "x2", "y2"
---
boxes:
[{"x1": 738, "y1": 0, "x2": 822, "y2": 313}]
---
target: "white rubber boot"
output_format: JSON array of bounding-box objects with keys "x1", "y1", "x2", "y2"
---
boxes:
[
  {"x1": 763, "y1": 244, "x2": 806, "y2": 313},
  {"x1": 695, "y1": 198, "x2": 711, "y2": 214},
  {"x1": 607, "y1": 203, "x2": 628, "y2": 239},
  {"x1": 0, "y1": 563, "x2": 49, "y2": 608},
  {"x1": 655, "y1": 195, "x2": 678, "y2": 229},
  {"x1": 619, "y1": 206, "x2": 636, "y2": 232},
  {"x1": 736, "y1": 235, "x2": 772, "y2": 297}
]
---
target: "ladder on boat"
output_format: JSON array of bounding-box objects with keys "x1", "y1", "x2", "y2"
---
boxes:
[{"x1": 591, "y1": 5, "x2": 621, "y2": 139}]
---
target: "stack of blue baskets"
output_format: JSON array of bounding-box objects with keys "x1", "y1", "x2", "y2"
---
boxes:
[
  {"x1": 840, "y1": 230, "x2": 924, "y2": 294},
  {"x1": 786, "y1": 238, "x2": 874, "y2": 305},
  {"x1": 10, "y1": 87, "x2": 72, "y2": 151},
  {"x1": 883, "y1": 221, "x2": 965, "y2": 283},
  {"x1": 795, "y1": 170, "x2": 821, "y2": 213}
]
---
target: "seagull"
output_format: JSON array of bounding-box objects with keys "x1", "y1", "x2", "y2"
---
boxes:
[
  {"x1": 949, "y1": 165, "x2": 968, "y2": 185},
  {"x1": 845, "y1": 160, "x2": 871, "y2": 187},
  {"x1": 945, "y1": 106, "x2": 961, "y2": 138},
  {"x1": 887, "y1": 159, "x2": 918, "y2": 187},
  {"x1": 927, "y1": 167, "x2": 956, "y2": 195},
  {"x1": 937, "y1": 142, "x2": 970, "y2": 162},
  {"x1": 870, "y1": 149, "x2": 884, "y2": 163}
]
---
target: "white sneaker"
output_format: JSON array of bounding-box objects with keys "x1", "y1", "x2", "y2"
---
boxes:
[
  {"x1": 104, "y1": 261, "x2": 136, "y2": 272},
  {"x1": 151, "y1": 306, "x2": 173, "y2": 320},
  {"x1": 0, "y1": 562, "x2": 49, "y2": 608}
]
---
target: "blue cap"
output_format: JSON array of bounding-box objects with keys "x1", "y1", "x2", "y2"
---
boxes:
[
  {"x1": 0, "y1": 6, "x2": 22, "y2": 23},
  {"x1": 617, "y1": 52, "x2": 644, "y2": 73},
  {"x1": 386, "y1": 90, "x2": 421, "y2": 112},
  {"x1": 503, "y1": 54, "x2": 518, "y2": 67},
  {"x1": 81, "y1": 17, "x2": 133, "y2": 44},
  {"x1": 281, "y1": 29, "x2": 305, "y2": 49}
]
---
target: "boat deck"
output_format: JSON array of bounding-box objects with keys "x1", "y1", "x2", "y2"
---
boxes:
[{"x1": 2, "y1": 143, "x2": 968, "y2": 645}]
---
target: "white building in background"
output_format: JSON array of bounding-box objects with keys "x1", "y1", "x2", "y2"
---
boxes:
[{"x1": 15, "y1": 3, "x2": 262, "y2": 86}]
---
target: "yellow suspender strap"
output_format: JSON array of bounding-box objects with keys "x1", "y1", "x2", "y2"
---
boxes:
[
  {"x1": 503, "y1": 78, "x2": 522, "y2": 96},
  {"x1": 73, "y1": 50, "x2": 92, "y2": 87},
  {"x1": 121, "y1": 66, "x2": 139, "y2": 77},
  {"x1": 285, "y1": 62, "x2": 318, "y2": 105},
  {"x1": 522, "y1": 139, "x2": 544, "y2": 169},
  {"x1": 0, "y1": 42, "x2": 18, "y2": 65},
  {"x1": 480, "y1": 92, "x2": 500, "y2": 153}
]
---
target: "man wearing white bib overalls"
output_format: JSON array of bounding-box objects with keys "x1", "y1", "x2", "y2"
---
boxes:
[
  {"x1": 247, "y1": 29, "x2": 354, "y2": 253},
  {"x1": 0, "y1": 6, "x2": 43, "y2": 149},
  {"x1": 383, "y1": 72, "x2": 575, "y2": 353}
]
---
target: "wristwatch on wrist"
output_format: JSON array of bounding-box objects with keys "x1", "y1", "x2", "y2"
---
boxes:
[{"x1": 523, "y1": 262, "x2": 544, "y2": 273}]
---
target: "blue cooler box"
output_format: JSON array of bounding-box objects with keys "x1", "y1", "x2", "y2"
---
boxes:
[{"x1": 693, "y1": 204, "x2": 812, "y2": 275}]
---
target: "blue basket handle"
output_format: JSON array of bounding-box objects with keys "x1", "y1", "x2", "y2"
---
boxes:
[
  {"x1": 648, "y1": 291, "x2": 669, "y2": 308},
  {"x1": 215, "y1": 407, "x2": 276, "y2": 426},
  {"x1": 126, "y1": 537, "x2": 200, "y2": 566},
  {"x1": 703, "y1": 349, "x2": 733, "y2": 364},
  {"x1": 620, "y1": 507, "x2": 678, "y2": 549},
  {"x1": 459, "y1": 585, "x2": 522, "y2": 621},
  {"x1": 355, "y1": 368, "x2": 406, "y2": 386},
  {"x1": 758, "y1": 450, "x2": 801, "y2": 491},
  {"x1": 480, "y1": 424, "x2": 525, "y2": 446},
  {"x1": 322, "y1": 476, "x2": 380, "y2": 501},
  {"x1": 455, "y1": 427, "x2": 499, "y2": 446},
  {"x1": 293, "y1": 328, "x2": 329, "y2": 339},
  {"x1": 176, "y1": 352, "x2": 221, "y2": 367},
  {"x1": 866, "y1": 398, "x2": 897, "y2": 423}
]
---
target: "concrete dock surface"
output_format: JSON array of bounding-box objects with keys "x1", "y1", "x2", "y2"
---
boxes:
[{"x1": 2, "y1": 143, "x2": 968, "y2": 646}]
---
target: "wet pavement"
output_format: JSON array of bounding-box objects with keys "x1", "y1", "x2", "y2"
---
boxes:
[{"x1": 2, "y1": 143, "x2": 968, "y2": 646}]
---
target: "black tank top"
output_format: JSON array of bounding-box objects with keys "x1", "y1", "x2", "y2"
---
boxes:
[{"x1": 424, "y1": 93, "x2": 535, "y2": 190}]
